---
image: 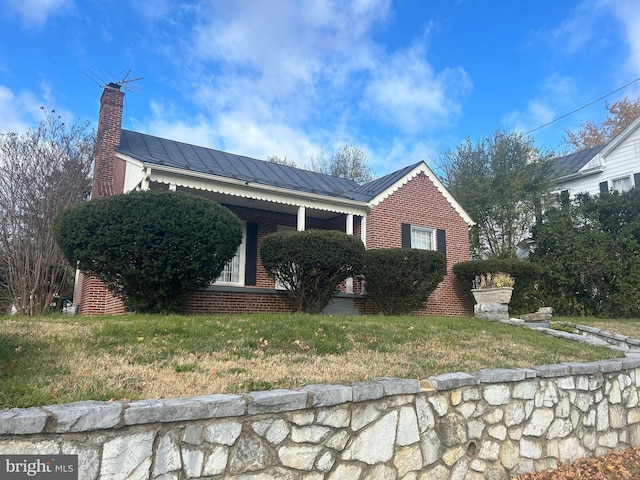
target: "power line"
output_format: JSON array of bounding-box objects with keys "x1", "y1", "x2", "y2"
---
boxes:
[{"x1": 524, "y1": 76, "x2": 640, "y2": 135}]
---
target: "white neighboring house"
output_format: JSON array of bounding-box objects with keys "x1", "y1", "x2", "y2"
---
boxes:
[{"x1": 554, "y1": 114, "x2": 640, "y2": 199}]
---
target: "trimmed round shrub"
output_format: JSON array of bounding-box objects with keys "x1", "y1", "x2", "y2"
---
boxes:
[
  {"x1": 452, "y1": 259, "x2": 542, "y2": 315},
  {"x1": 363, "y1": 248, "x2": 446, "y2": 315},
  {"x1": 54, "y1": 190, "x2": 242, "y2": 313},
  {"x1": 260, "y1": 229, "x2": 365, "y2": 313}
]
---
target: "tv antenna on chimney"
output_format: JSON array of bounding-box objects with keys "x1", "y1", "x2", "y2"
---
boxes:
[
  {"x1": 82, "y1": 68, "x2": 144, "y2": 93},
  {"x1": 112, "y1": 69, "x2": 143, "y2": 92}
]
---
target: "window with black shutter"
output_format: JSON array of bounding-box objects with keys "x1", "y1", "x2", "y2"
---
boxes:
[
  {"x1": 401, "y1": 223, "x2": 441, "y2": 253},
  {"x1": 599, "y1": 181, "x2": 609, "y2": 194}
]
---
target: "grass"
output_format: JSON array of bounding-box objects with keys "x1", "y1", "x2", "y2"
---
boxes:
[
  {"x1": 556, "y1": 316, "x2": 640, "y2": 340},
  {"x1": 0, "y1": 313, "x2": 623, "y2": 409}
]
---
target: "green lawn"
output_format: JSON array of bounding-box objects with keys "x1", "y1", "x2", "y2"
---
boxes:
[
  {"x1": 0, "y1": 314, "x2": 622, "y2": 409},
  {"x1": 557, "y1": 316, "x2": 640, "y2": 341}
]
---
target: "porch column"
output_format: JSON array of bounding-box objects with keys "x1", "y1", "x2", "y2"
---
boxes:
[
  {"x1": 360, "y1": 215, "x2": 367, "y2": 247},
  {"x1": 141, "y1": 168, "x2": 150, "y2": 191},
  {"x1": 345, "y1": 214, "x2": 354, "y2": 293},
  {"x1": 297, "y1": 206, "x2": 306, "y2": 231},
  {"x1": 346, "y1": 214, "x2": 354, "y2": 235}
]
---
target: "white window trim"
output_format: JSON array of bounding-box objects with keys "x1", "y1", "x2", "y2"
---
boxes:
[
  {"x1": 216, "y1": 221, "x2": 247, "y2": 286},
  {"x1": 410, "y1": 225, "x2": 436, "y2": 251},
  {"x1": 612, "y1": 176, "x2": 632, "y2": 193}
]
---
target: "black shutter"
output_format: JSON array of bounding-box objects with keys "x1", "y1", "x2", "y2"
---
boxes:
[
  {"x1": 401, "y1": 223, "x2": 411, "y2": 248},
  {"x1": 437, "y1": 229, "x2": 446, "y2": 257},
  {"x1": 599, "y1": 181, "x2": 609, "y2": 194},
  {"x1": 244, "y1": 222, "x2": 258, "y2": 286},
  {"x1": 560, "y1": 190, "x2": 570, "y2": 207},
  {"x1": 634, "y1": 173, "x2": 640, "y2": 189}
]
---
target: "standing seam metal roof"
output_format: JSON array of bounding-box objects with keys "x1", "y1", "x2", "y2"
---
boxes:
[{"x1": 116, "y1": 130, "x2": 416, "y2": 202}]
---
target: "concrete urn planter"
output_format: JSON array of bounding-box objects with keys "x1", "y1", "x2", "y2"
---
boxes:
[{"x1": 471, "y1": 287, "x2": 513, "y2": 305}]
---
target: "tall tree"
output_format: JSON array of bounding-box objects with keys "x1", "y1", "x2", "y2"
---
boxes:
[
  {"x1": 0, "y1": 109, "x2": 94, "y2": 315},
  {"x1": 564, "y1": 97, "x2": 640, "y2": 152},
  {"x1": 442, "y1": 130, "x2": 555, "y2": 259},
  {"x1": 309, "y1": 145, "x2": 375, "y2": 183}
]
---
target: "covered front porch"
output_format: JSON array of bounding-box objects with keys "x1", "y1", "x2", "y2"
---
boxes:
[{"x1": 141, "y1": 171, "x2": 370, "y2": 314}]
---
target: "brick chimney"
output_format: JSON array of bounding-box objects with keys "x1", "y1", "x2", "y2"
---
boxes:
[
  {"x1": 75, "y1": 84, "x2": 128, "y2": 315},
  {"x1": 91, "y1": 83, "x2": 125, "y2": 199}
]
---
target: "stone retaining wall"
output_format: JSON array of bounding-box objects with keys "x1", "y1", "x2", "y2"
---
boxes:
[{"x1": 2, "y1": 357, "x2": 640, "y2": 479}]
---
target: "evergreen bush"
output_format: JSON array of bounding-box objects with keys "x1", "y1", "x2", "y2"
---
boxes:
[
  {"x1": 260, "y1": 229, "x2": 365, "y2": 313},
  {"x1": 54, "y1": 190, "x2": 242, "y2": 313},
  {"x1": 363, "y1": 248, "x2": 446, "y2": 315},
  {"x1": 530, "y1": 190, "x2": 640, "y2": 317}
]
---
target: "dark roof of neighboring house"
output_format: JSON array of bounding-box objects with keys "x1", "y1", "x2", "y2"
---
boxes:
[
  {"x1": 117, "y1": 129, "x2": 423, "y2": 203},
  {"x1": 553, "y1": 144, "x2": 606, "y2": 177}
]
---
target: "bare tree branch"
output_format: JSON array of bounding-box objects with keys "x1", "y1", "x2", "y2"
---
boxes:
[
  {"x1": 309, "y1": 145, "x2": 375, "y2": 184},
  {"x1": 0, "y1": 109, "x2": 95, "y2": 315}
]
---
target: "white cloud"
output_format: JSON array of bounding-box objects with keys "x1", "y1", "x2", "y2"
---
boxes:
[
  {"x1": 140, "y1": 1, "x2": 384, "y2": 155},
  {"x1": 363, "y1": 44, "x2": 471, "y2": 135},
  {"x1": 5, "y1": 0, "x2": 73, "y2": 28},
  {"x1": 370, "y1": 137, "x2": 439, "y2": 176},
  {"x1": 0, "y1": 86, "x2": 48, "y2": 133},
  {"x1": 507, "y1": 0, "x2": 640, "y2": 149},
  {"x1": 0, "y1": 80, "x2": 90, "y2": 134},
  {"x1": 605, "y1": 0, "x2": 640, "y2": 88},
  {"x1": 0, "y1": 86, "x2": 31, "y2": 133},
  {"x1": 216, "y1": 114, "x2": 320, "y2": 165},
  {"x1": 545, "y1": 1, "x2": 640, "y2": 85},
  {"x1": 136, "y1": 0, "x2": 474, "y2": 177},
  {"x1": 191, "y1": 0, "x2": 388, "y2": 76},
  {"x1": 546, "y1": 1, "x2": 600, "y2": 56},
  {"x1": 139, "y1": 100, "x2": 322, "y2": 168}
]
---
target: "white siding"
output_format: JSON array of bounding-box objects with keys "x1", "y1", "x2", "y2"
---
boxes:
[{"x1": 558, "y1": 125, "x2": 640, "y2": 198}]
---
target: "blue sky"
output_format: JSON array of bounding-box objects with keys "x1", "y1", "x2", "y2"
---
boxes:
[{"x1": 1, "y1": 0, "x2": 639, "y2": 177}]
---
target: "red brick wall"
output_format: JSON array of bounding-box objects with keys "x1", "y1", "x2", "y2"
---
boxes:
[
  {"x1": 365, "y1": 172, "x2": 472, "y2": 316},
  {"x1": 186, "y1": 289, "x2": 291, "y2": 314},
  {"x1": 76, "y1": 274, "x2": 126, "y2": 315}
]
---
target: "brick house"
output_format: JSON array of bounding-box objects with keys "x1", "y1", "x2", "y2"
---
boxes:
[{"x1": 74, "y1": 84, "x2": 474, "y2": 316}]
